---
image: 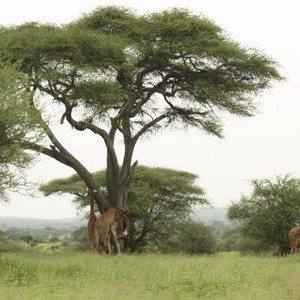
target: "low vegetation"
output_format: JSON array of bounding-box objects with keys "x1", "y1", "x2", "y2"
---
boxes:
[{"x1": 1, "y1": 251, "x2": 300, "y2": 300}]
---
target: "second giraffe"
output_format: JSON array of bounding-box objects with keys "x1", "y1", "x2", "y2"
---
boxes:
[{"x1": 94, "y1": 207, "x2": 133, "y2": 255}]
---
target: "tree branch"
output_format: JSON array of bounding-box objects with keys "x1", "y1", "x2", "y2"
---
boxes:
[{"x1": 134, "y1": 113, "x2": 170, "y2": 141}]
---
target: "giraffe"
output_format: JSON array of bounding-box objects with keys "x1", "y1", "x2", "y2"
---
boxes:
[
  {"x1": 288, "y1": 225, "x2": 300, "y2": 254},
  {"x1": 94, "y1": 207, "x2": 132, "y2": 255},
  {"x1": 87, "y1": 189, "x2": 98, "y2": 251}
]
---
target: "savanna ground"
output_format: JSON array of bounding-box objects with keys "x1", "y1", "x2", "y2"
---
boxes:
[{"x1": 1, "y1": 249, "x2": 300, "y2": 300}]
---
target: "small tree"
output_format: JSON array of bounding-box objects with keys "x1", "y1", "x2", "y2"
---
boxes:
[
  {"x1": 228, "y1": 175, "x2": 300, "y2": 255},
  {"x1": 40, "y1": 165, "x2": 209, "y2": 252},
  {"x1": 20, "y1": 233, "x2": 33, "y2": 246},
  {"x1": 127, "y1": 167, "x2": 209, "y2": 251}
]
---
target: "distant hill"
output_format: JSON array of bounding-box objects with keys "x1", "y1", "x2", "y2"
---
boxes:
[
  {"x1": 191, "y1": 206, "x2": 230, "y2": 225},
  {"x1": 0, "y1": 216, "x2": 85, "y2": 229},
  {"x1": 1, "y1": 207, "x2": 229, "y2": 229}
]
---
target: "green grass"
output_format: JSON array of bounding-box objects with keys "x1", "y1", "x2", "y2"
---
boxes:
[{"x1": 1, "y1": 251, "x2": 300, "y2": 299}]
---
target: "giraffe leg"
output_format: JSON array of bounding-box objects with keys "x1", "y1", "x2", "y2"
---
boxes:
[
  {"x1": 107, "y1": 233, "x2": 112, "y2": 255},
  {"x1": 100, "y1": 241, "x2": 106, "y2": 255},
  {"x1": 99, "y1": 222, "x2": 110, "y2": 255},
  {"x1": 294, "y1": 240, "x2": 298, "y2": 254},
  {"x1": 111, "y1": 224, "x2": 121, "y2": 254},
  {"x1": 289, "y1": 236, "x2": 297, "y2": 254},
  {"x1": 94, "y1": 227, "x2": 99, "y2": 254}
]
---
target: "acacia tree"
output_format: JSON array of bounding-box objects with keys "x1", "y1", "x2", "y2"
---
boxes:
[
  {"x1": 0, "y1": 62, "x2": 43, "y2": 201},
  {"x1": 228, "y1": 175, "x2": 300, "y2": 255},
  {"x1": 0, "y1": 6, "x2": 282, "y2": 212}
]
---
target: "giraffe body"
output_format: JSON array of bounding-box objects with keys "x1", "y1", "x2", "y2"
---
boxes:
[
  {"x1": 288, "y1": 225, "x2": 300, "y2": 254},
  {"x1": 94, "y1": 208, "x2": 132, "y2": 255}
]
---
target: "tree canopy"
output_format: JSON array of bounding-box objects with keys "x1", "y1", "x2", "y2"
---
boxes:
[
  {"x1": 228, "y1": 175, "x2": 300, "y2": 255},
  {"x1": 0, "y1": 6, "x2": 283, "y2": 211},
  {"x1": 0, "y1": 62, "x2": 43, "y2": 201}
]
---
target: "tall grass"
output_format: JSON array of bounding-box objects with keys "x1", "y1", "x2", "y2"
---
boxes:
[{"x1": 1, "y1": 251, "x2": 300, "y2": 299}]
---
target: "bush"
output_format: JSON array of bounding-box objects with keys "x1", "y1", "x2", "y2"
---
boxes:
[
  {"x1": 159, "y1": 220, "x2": 216, "y2": 254},
  {"x1": 228, "y1": 175, "x2": 300, "y2": 255},
  {"x1": 0, "y1": 239, "x2": 26, "y2": 252},
  {"x1": 217, "y1": 228, "x2": 241, "y2": 252}
]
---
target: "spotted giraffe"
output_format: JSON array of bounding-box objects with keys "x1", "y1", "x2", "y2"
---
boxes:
[
  {"x1": 288, "y1": 225, "x2": 300, "y2": 254},
  {"x1": 94, "y1": 208, "x2": 132, "y2": 255}
]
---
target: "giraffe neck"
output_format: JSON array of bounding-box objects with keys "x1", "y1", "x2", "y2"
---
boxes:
[
  {"x1": 90, "y1": 190, "x2": 95, "y2": 217},
  {"x1": 115, "y1": 208, "x2": 132, "y2": 236}
]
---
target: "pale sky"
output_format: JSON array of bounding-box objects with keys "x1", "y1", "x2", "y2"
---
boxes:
[{"x1": 0, "y1": 0, "x2": 299, "y2": 219}]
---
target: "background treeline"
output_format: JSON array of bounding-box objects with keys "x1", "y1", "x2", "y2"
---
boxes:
[
  {"x1": 2, "y1": 172, "x2": 300, "y2": 256},
  {"x1": 0, "y1": 208, "x2": 233, "y2": 254}
]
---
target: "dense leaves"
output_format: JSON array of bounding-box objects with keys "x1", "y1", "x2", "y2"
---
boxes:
[
  {"x1": 0, "y1": 62, "x2": 43, "y2": 200},
  {"x1": 72, "y1": 7, "x2": 283, "y2": 136},
  {"x1": 159, "y1": 220, "x2": 216, "y2": 254},
  {"x1": 127, "y1": 166, "x2": 208, "y2": 251}
]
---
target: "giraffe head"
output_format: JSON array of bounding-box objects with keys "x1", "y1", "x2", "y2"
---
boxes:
[{"x1": 118, "y1": 230, "x2": 129, "y2": 240}]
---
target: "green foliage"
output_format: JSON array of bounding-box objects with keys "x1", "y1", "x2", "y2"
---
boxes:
[
  {"x1": 159, "y1": 220, "x2": 216, "y2": 254},
  {"x1": 40, "y1": 173, "x2": 88, "y2": 196},
  {"x1": 0, "y1": 238, "x2": 27, "y2": 253},
  {"x1": 228, "y1": 175, "x2": 300, "y2": 255},
  {"x1": 0, "y1": 21, "x2": 126, "y2": 121},
  {"x1": 0, "y1": 6, "x2": 283, "y2": 138},
  {"x1": 237, "y1": 238, "x2": 267, "y2": 255},
  {"x1": 217, "y1": 227, "x2": 267, "y2": 254},
  {"x1": 0, "y1": 22, "x2": 124, "y2": 71},
  {"x1": 0, "y1": 62, "x2": 44, "y2": 200},
  {"x1": 128, "y1": 166, "x2": 209, "y2": 251},
  {"x1": 73, "y1": 6, "x2": 283, "y2": 136},
  {"x1": 19, "y1": 233, "x2": 33, "y2": 246},
  {"x1": 217, "y1": 228, "x2": 243, "y2": 252},
  {"x1": 71, "y1": 226, "x2": 91, "y2": 252}
]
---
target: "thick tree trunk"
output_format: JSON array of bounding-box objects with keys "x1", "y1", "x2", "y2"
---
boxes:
[
  {"x1": 106, "y1": 151, "x2": 121, "y2": 208},
  {"x1": 120, "y1": 160, "x2": 138, "y2": 208},
  {"x1": 106, "y1": 135, "x2": 137, "y2": 209}
]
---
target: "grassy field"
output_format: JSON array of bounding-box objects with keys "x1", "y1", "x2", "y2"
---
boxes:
[{"x1": 1, "y1": 250, "x2": 300, "y2": 300}]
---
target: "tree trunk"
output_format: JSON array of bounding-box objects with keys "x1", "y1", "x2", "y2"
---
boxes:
[
  {"x1": 107, "y1": 136, "x2": 137, "y2": 209},
  {"x1": 106, "y1": 150, "x2": 121, "y2": 208}
]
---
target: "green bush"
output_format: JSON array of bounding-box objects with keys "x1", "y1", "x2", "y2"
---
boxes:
[{"x1": 159, "y1": 220, "x2": 216, "y2": 254}]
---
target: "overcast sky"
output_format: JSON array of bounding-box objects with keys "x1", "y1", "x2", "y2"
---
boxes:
[{"x1": 1, "y1": 0, "x2": 299, "y2": 219}]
